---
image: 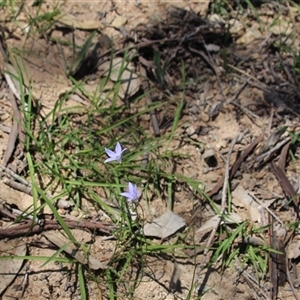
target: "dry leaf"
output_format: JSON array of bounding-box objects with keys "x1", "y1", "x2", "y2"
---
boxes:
[
  {"x1": 169, "y1": 262, "x2": 181, "y2": 292},
  {"x1": 54, "y1": 14, "x2": 104, "y2": 30},
  {"x1": 143, "y1": 210, "x2": 186, "y2": 239},
  {"x1": 232, "y1": 185, "x2": 261, "y2": 222},
  {"x1": 270, "y1": 19, "x2": 293, "y2": 35},
  {"x1": 120, "y1": 72, "x2": 140, "y2": 98},
  {"x1": 236, "y1": 28, "x2": 263, "y2": 44},
  {"x1": 111, "y1": 15, "x2": 127, "y2": 28},
  {"x1": 228, "y1": 19, "x2": 244, "y2": 36},
  {"x1": 262, "y1": 127, "x2": 287, "y2": 152},
  {"x1": 196, "y1": 213, "x2": 243, "y2": 234},
  {"x1": 99, "y1": 57, "x2": 140, "y2": 98},
  {"x1": 208, "y1": 14, "x2": 225, "y2": 25},
  {"x1": 43, "y1": 232, "x2": 108, "y2": 270},
  {"x1": 287, "y1": 239, "x2": 300, "y2": 260},
  {"x1": 0, "y1": 239, "x2": 27, "y2": 295},
  {"x1": 205, "y1": 44, "x2": 220, "y2": 52}
]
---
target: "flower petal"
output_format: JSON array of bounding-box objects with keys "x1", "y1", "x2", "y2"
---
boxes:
[
  {"x1": 120, "y1": 182, "x2": 140, "y2": 202},
  {"x1": 105, "y1": 148, "x2": 116, "y2": 157},
  {"x1": 128, "y1": 182, "x2": 134, "y2": 194},
  {"x1": 104, "y1": 157, "x2": 116, "y2": 163},
  {"x1": 120, "y1": 192, "x2": 133, "y2": 199},
  {"x1": 115, "y1": 142, "x2": 122, "y2": 154},
  {"x1": 116, "y1": 156, "x2": 122, "y2": 163}
]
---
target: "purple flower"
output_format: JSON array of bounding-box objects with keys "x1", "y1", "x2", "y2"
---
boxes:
[
  {"x1": 120, "y1": 182, "x2": 141, "y2": 202},
  {"x1": 104, "y1": 142, "x2": 127, "y2": 163}
]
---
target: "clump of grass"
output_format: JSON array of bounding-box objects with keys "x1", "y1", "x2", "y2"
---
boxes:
[
  {"x1": 2, "y1": 50, "x2": 279, "y2": 300},
  {"x1": 1, "y1": 31, "x2": 198, "y2": 298}
]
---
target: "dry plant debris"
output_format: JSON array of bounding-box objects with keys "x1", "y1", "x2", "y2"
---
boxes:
[{"x1": 0, "y1": 1, "x2": 300, "y2": 299}]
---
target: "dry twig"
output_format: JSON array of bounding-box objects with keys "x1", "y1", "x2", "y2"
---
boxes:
[
  {"x1": 255, "y1": 136, "x2": 291, "y2": 166},
  {"x1": 0, "y1": 218, "x2": 114, "y2": 239},
  {"x1": 0, "y1": 163, "x2": 31, "y2": 187}
]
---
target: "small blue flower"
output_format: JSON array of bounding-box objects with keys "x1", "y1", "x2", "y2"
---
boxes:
[
  {"x1": 104, "y1": 142, "x2": 127, "y2": 163},
  {"x1": 120, "y1": 182, "x2": 141, "y2": 202}
]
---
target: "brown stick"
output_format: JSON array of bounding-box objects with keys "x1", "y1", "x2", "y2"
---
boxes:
[
  {"x1": 2, "y1": 117, "x2": 18, "y2": 166},
  {"x1": 278, "y1": 142, "x2": 290, "y2": 171},
  {"x1": 271, "y1": 162, "x2": 299, "y2": 209},
  {"x1": 1, "y1": 68, "x2": 27, "y2": 167},
  {"x1": 0, "y1": 218, "x2": 114, "y2": 239}
]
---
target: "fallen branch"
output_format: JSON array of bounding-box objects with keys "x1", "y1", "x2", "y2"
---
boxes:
[{"x1": 0, "y1": 218, "x2": 114, "y2": 239}]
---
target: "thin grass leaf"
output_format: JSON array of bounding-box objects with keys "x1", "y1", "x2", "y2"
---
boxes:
[
  {"x1": 153, "y1": 50, "x2": 165, "y2": 87},
  {"x1": 40, "y1": 242, "x2": 70, "y2": 268},
  {"x1": 78, "y1": 263, "x2": 87, "y2": 300},
  {"x1": 118, "y1": 252, "x2": 134, "y2": 281},
  {"x1": 26, "y1": 157, "x2": 77, "y2": 244},
  {"x1": 227, "y1": 248, "x2": 240, "y2": 267},
  {"x1": 248, "y1": 245, "x2": 260, "y2": 280},
  {"x1": 67, "y1": 31, "x2": 97, "y2": 76},
  {"x1": 0, "y1": 255, "x2": 75, "y2": 263},
  {"x1": 26, "y1": 153, "x2": 40, "y2": 231},
  {"x1": 106, "y1": 269, "x2": 116, "y2": 300}
]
